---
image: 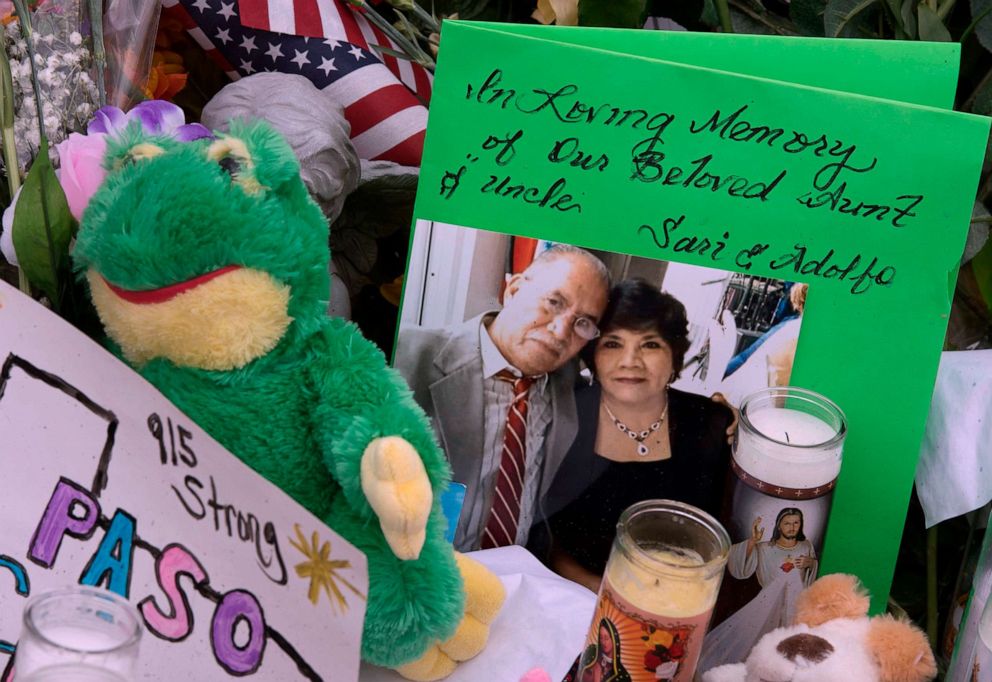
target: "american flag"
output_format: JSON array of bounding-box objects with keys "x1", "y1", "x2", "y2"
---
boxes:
[{"x1": 160, "y1": 0, "x2": 431, "y2": 166}]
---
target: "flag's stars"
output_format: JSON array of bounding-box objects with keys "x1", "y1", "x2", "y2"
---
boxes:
[
  {"x1": 216, "y1": 28, "x2": 232, "y2": 45},
  {"x1": 290, "y1": 49, "x2": 310, "y2": 69},
  {"x1": 192, "y1": 0, "x2": 211, "y2": 11},
  {"x1": 324, "y1": 38, "x2": 341, "y2": 49},
  {"x1": 348, "y1": 45, "x2": 365, "y2": 60},
  {"x1": 317, "y1": 56, "x2": 337, "y2": 76},
  {"x1": 265, "y1": 41, "x2": 283, "y2": 62},
  {"x1": 217, "y1": 1, "x2": 236, "y2": 20},
  {"x1": 240, "y1": 59, "x2": 256, "y2": 75},
  {"x1": 240, "y1": 35, "x2": 257, "y2": 53}
]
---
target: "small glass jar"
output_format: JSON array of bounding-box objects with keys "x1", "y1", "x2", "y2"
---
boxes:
[
  {"x1": 572, "y1": 500, "x2": 730, "y2": 682},
  {"x1": 14, "y1": 586, "x2": 142, "y2": 681}
]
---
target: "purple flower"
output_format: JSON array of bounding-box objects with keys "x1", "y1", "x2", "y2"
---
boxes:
[{"x1": 87, "y1": 101, "x2": 213, "y2": 141}]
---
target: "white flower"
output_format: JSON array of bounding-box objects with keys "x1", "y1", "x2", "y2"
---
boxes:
[
  {"x1": 33, "y1": 53, "x2": 44, "y2": 67},
  {"x1": 42, "y1": 34, "x2": 53, "y2": 45},
  {"x1": 69, "y1": 32, "x2": 82, "y2": 46}
]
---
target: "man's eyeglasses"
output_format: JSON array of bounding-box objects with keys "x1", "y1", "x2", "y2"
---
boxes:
[{"x1": 540, "y1": 294, "x2": 600, "y2": 341}]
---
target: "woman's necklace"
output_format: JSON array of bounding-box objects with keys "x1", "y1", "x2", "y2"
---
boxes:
[{"x1": 603, "y1": 401, "x2": 669, "y2": 457}]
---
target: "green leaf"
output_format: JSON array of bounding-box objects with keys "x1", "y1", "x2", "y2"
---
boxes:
[
  {"x1": 578, "y1": 0, "x2": 648, "y2": 27},
  {"x1": 791, "y1": 0, "x2": 828, "y2": 35},
  {"x1": 917, "y1": 3, "x2": 952, "y2": 39},
  {"x1": 883, "y1": 0, "x2": 904, "y2": 26},
  {"x1": 901, "y1": 0, "x2": 918, "y2": 38},
  {"x1": 968, "y1": 0, "x2": 992, "y2": 50},
  {"x1": 825, "y1": 0, "x2": 881, "y2": 37},
  {"x1": 701, "y1": 0, "x2": 719, "y2": 25},
  {"x1": 972, "y1": 234, "x2": 992, "y2": 313},
  {"x1": 11, "y1": 140, "x2": 76, "y2": 309}
]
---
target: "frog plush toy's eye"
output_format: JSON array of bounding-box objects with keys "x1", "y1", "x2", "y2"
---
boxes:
[
  {"x1": 112, "y1": 143, "x2": 166, "y2": 171},
  {"x1": 207, "y1": 137, "x2": 266, "y2": 196}
]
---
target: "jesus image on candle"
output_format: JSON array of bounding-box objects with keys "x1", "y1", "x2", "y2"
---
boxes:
[
  {"x1": 728, "y1": 507, "x2": 818, "y2": 590},
  {"x1": 698, "y1": 507, "x2": 820, "y2": 673}
]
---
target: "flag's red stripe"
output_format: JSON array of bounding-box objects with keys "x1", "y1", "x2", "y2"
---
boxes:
[
  {"x1": 340, "y1": 3, "x2": 367, "y2": 47},
  {"x1": 413, "y1": 65, "x2": 431, "y2": 104},
  {"x1": 294, "y1": 0, "x2": 324, "y2": 37},
  {"x1": 344, "y1": 85, "x2": 418, "y2": 137},
  {"x1": 369, "y1": 24, "x2": 399, "y2": 78},
  {"x1": 372, "y1": 129, "x2": 424, "y2": 166},
  {"x1": 162, "y1": 3, "x2": 197, "y2": 30},
  {"x1": 238, "y1": 0, "x2": 270, "y2": 31}
]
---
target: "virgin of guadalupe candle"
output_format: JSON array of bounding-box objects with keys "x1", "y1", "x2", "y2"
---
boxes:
[
  {"x1": 698, "y1": 386, "x2": 846, "y2": 674},
  {"x1": 565, "y1": 500, "x2": 730, "y2": 682}
]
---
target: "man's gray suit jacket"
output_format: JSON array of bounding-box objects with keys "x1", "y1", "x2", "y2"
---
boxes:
[{"x1": 394, "y1": 313, "x2": 580, "y2": 550}]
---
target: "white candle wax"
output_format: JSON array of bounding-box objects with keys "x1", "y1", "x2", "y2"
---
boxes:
[
  {"x1": 607, "y1": 547, "x2": 719, "y2": 618},
  {"x1": 735, "y1": 407, "x2": 842, "y2": 489}
]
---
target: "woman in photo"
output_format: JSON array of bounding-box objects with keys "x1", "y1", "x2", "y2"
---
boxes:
[{"x1": 537, "y1": 278, "x2": 734, "y2": 592}]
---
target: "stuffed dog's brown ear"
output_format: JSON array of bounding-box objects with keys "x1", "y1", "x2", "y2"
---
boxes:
[
  {"x1": 794, "y1": 574, "x2": 870, "y2": 627},
  {"x1": 866, "y1": 614, "x2": 937, "y2": 682}
]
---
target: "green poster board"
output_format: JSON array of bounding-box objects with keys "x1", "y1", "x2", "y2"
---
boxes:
[{"x1": 405, "y1": 22, "x2": 989, "y2": 611}]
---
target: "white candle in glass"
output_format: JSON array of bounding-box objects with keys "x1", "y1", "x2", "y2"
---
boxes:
[{"x1": 734, "y1": 388, "x2": 846, "y2": 490}]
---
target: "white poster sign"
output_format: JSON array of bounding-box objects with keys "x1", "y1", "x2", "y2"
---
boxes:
[{"x1": 0, "y1": 281, "x2": 367, "y2": 681}]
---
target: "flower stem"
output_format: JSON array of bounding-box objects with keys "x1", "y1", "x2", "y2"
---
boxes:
[
  {"x1": 87, "y1": 0, "x2": 106, "y2": 107},
  {"x1": 10, "y1": 0, "x2": 60, "y2": 310},
  {"x1": 347, "y1": 0, "x2": 435, "y2": 69},
  {"x1": 0, "y1": 37, "x2": 26, "y2": 294}
]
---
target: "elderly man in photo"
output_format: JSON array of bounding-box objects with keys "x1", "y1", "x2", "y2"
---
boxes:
[{"x1": 395, "y1": 244, "x2": 610, "y2": 551}]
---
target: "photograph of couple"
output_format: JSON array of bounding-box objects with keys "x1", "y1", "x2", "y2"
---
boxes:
[{"x1": 393, "y1": 219, "x2": 808, "y2": 562}]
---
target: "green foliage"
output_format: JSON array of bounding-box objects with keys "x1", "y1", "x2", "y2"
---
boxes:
[
  {"x1": 578, "y1": 0, "x2": 648, "y2": 28},
  {"x1": 970, "y1": 0, "x2": 992, "y2": 50},
  {"x1": 791, "y1": 0, "x2": 829, "y2": 34},
  {"x1": 918, "y1": 3, "x2": 952, "y2": 39},
  {"x1": 974, "y1": 236, "x2": 992, "y2": 313},
  {"x1": 824, "y1": 0, "x2": 882, "y2": 37},
  {"x1": 10, "y1": 139, "x2": 76, "y2": 310}
]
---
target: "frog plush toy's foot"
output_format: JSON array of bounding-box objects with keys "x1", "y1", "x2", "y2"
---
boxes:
[
  {"x1": 360, "y1": 436, "x2": 433, "y2": 560},
  {"x1": 394, "y1": 553, "x2": 506, "y2": 681}
]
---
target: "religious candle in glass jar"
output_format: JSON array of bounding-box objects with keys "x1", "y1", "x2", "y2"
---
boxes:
[
  {"x1": 696, "y1": 388, "x2": 847, "y2": 675},
  {"x1": 727, "y1": 386, "x2": 847, "y2": 564},
  {"x1": 569, "y1": 500, "x2": 730, "y2": 682}
]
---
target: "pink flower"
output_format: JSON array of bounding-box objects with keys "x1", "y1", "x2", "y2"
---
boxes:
[{"x1": 55, "y1": 132, "x2": 108, "y2": 221}]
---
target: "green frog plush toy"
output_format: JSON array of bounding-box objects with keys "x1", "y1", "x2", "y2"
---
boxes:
[{"x1": 71, "y1": 119, "x2": 503, "y2": 680}]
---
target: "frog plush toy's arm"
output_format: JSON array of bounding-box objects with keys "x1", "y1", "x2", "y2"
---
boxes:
[{"x1": 308, "y1": 316, "x2": 447, "y2": 559}]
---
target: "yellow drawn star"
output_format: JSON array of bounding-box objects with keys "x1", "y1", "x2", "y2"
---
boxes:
[{"x1": 290, "y1": 524, "x2": 366, "y2": 614}]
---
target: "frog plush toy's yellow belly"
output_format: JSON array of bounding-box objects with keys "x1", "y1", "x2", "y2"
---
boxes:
[{"x1": 87, "y1": 266, "x2": 292, "y2": 371}]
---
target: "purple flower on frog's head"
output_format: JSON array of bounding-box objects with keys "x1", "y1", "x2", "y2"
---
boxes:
[{"x1": 87, "y1": 101, "x2": 214, "y2": 141}]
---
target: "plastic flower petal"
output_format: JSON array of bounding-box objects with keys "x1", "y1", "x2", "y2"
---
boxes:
[
  {"x1": 0, "y1": 185, "x2": 20, "y2": 266},
  {"x1": 129, "y1": 100, "x2": 187, "y2": 136},
  {"x1": 174, "y1": 123, "x2": 213, "y2": 142},
  {"x1": 55, "y1": 133, "x2": 108, "y2": 221},
  {"x1": 87, "y1": 106, "x2": 127, "y2": 135}
]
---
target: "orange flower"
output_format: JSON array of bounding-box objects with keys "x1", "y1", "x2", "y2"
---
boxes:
[{"x1": 143, "y1": 50, "x2": 187, "y2": 101}]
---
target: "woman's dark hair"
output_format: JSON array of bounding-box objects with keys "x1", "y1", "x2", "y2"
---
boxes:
[{"x1": 583, "y1": 278, "x2": 690, "y2": 380}]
